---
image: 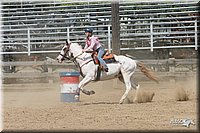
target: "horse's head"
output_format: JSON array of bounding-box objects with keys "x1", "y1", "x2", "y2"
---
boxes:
[
  {"x1": 56, "y1": 41, "x2": 83, "y2": 63},
  {"x1": 56, "y1": 41, "x2": 71, "y2": 63}
]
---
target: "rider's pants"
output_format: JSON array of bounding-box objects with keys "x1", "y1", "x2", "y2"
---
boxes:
[{"x1": 96, "y1": 47, "x2": 108, "y2": 69}]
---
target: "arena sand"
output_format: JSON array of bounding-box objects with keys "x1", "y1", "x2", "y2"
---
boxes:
[{"x1": 2, "y1": 75, "x2": 198, "y2": 131}]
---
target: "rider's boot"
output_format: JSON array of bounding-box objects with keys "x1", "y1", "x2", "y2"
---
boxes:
[
  {"x1": 104, "y1": 67, "x2": 109, "y2": 72},
  {"x1": 100, "y1": 64, "x2": 109, "y2": 72}
]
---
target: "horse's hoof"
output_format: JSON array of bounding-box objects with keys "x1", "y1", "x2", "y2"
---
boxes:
[
  {"x1": 136, "y1": 84, "x2": 140, "y2": 90},
  {"x1": 119, "y1": 100, "x2": 123, "y2": 104},
  {"x1": 81, "y1": 89, "x2": 95, "y2": 95},
  {"x1": 89, "y1": 90, "x2": 95, "y2": 95},
  {"x1": 133, "y1": 99, "x2": 138, "y2": 103},
  {"x1": 82, "y1": 89, "x2": 91, "y2": 95}
]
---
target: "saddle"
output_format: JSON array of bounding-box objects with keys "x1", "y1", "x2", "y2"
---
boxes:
[
  {"x1": 92, "y1": 50, "x2": 116, "y2": 65},
  {"x1": 91, "y1": 50, "x2": 116, "y2": 81}
]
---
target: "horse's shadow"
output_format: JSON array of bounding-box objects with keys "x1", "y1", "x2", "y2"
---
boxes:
[
  {"x1": 78, "y1": 100, "x2": 156, "y2": 106},
  {"x1": 79, "y1": 101, "x2": 119, "y2": 106}
]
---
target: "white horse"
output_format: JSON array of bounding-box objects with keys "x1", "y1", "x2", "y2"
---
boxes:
[{"x1": 57, "y1": 42, "x2": 158, "y2": 104}]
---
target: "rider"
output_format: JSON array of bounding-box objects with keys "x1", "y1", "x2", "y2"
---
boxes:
[{"x1": 82, "y1": 27, "x2": 109, "y2": 72}]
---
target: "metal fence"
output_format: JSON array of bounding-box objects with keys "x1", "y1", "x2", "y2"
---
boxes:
[
  {"x1": 0, "y1": 0, "x2": 199, "y2": 55},
  {"x1": 1, "y1": 25, "x2": 111, "y2": 55}
]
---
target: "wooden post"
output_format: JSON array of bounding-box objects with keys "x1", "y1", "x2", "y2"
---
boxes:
[
  {"x1": 168, "y1": 58, "x2": 175, "y2": 83},
  {"x1": 111, "y1": 1, "x2": 120, "y2": 55},
  {"x1": 47, "y1": 65, "x2": 53, "y2": 84},
  {"x1": 111, "y1": 1, "x2": 120, "y2": 88}
]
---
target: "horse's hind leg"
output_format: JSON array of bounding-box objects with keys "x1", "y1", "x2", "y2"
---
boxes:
[
  {"x1": 119, "y1": 75, "x2": 139, "y2": 89},
  {"x1": 132, "y1": 82, "x2": 140, "y2": 103},
  {"x1": 119, "y1": 74, "x2": 132, "y2": 104},
  {"x1": 118, "y1": 75, "x2": 124, "y2": 84},
  {"x1": 119, "y1": 75, "x2": 140, "y2": 102},
  {"x1": 130, "y1": 76, "x2": 140, "y2": 103},
  {"x1": 131, "y1": 80, "x2": 140, "y2": 90}
]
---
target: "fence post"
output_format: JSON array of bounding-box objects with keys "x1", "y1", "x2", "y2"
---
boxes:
[
  {"x1": 111, "y1": 1, "x2": 120, "y2": 54},
  {"x1": 108, "y1": 25, "x2": 111, "y2": 53},
  {"x1": 168, "y1": 58, "x2": 175, "y2": 83},
  {"x1": 27, "y1": 28, "x2": 31, "y2": 56},
  {"x1": 150, "y1": 22, "x2": 153, "y2": 51},
  {"x1": 194, "y1": 19, "x2": 197, "y2": 50},
  {"x1": 111, "y1": 2, "x2": 120, "y2": 89}
]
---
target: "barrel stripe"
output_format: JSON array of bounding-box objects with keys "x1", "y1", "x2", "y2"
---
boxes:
[
  {"x1": 59, "y1": 72, "x2": 80, "y2": 77},
  {"x1": 60, "y1": 84, "x2": 79, "y2": 93},
  {"x1": 60, "y1": 76, "x2": 79, "y2": 84}
]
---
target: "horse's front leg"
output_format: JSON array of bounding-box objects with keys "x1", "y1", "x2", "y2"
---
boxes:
[{"x1": 78, "y1": 75, "x2": 95, "y2": 95}]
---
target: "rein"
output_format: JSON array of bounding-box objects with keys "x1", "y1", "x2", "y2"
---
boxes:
[
  {"x1": 71, "y1": 52, "x2": 84, "y2": 61},
  {"x1": 62, "y1": 51, "x2": 90, "y2": 78},
  {"x1": 59, "y1": 53, "x2": 70, "y2": 60},
  {"x1": 60, "y1": 44, "x2": 93, "y2": 78}
]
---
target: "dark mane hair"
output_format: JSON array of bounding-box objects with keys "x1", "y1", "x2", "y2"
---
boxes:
[{"x1": 66, "y1": 40, "x2": 69, "y2": 46}]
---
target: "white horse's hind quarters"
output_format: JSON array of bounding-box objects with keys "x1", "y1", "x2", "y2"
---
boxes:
[{"x1": 56, "y1": 42, "x2": 159, "y2": 104}]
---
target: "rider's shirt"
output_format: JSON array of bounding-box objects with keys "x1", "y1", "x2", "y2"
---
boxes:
[{"x1": 84, "y1": 35, "x2": 102, "y2": 51}]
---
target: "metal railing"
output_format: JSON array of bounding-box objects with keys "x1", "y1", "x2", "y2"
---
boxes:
[
  {"x1": 1, "y1": 25, "x2": 112, "y2": 55},
  {"x1": 1, "y1": 19, "x2": 199, "y2": 55}
]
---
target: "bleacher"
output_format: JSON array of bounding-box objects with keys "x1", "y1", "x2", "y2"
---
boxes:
[{"x1": 1, "y1": 0, "x2": 199, "y2": 55}]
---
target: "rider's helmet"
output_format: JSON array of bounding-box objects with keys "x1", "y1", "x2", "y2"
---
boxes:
[{"x1": 84, "y1": 28, "x2": 93, "y2": 33}]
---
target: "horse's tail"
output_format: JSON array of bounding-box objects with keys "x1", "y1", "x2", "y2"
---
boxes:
[{"x1": 137, "y1": 61, "x2": 159, "y2": 84}]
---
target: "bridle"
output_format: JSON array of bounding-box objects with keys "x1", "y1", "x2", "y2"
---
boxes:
[
  {"x1": 60, "y1": 50, "x2": 84, "y2": 62},
  {"x1": 59, "y1": 44, "x2": 71, "y2": 61},
  {"x1": 59, "y1": 43, "x2": 94, "y2": 77},
  {"x1": 59, "y1": 53, "x2": 71, "y2": 60},
  {"x1": 61, "y1": 43, "x2": 85, "y2": 62}
]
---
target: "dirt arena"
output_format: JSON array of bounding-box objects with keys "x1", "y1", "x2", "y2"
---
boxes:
[{"x1": 2, "y1": 74, "x2": 198, "y2": 131}]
